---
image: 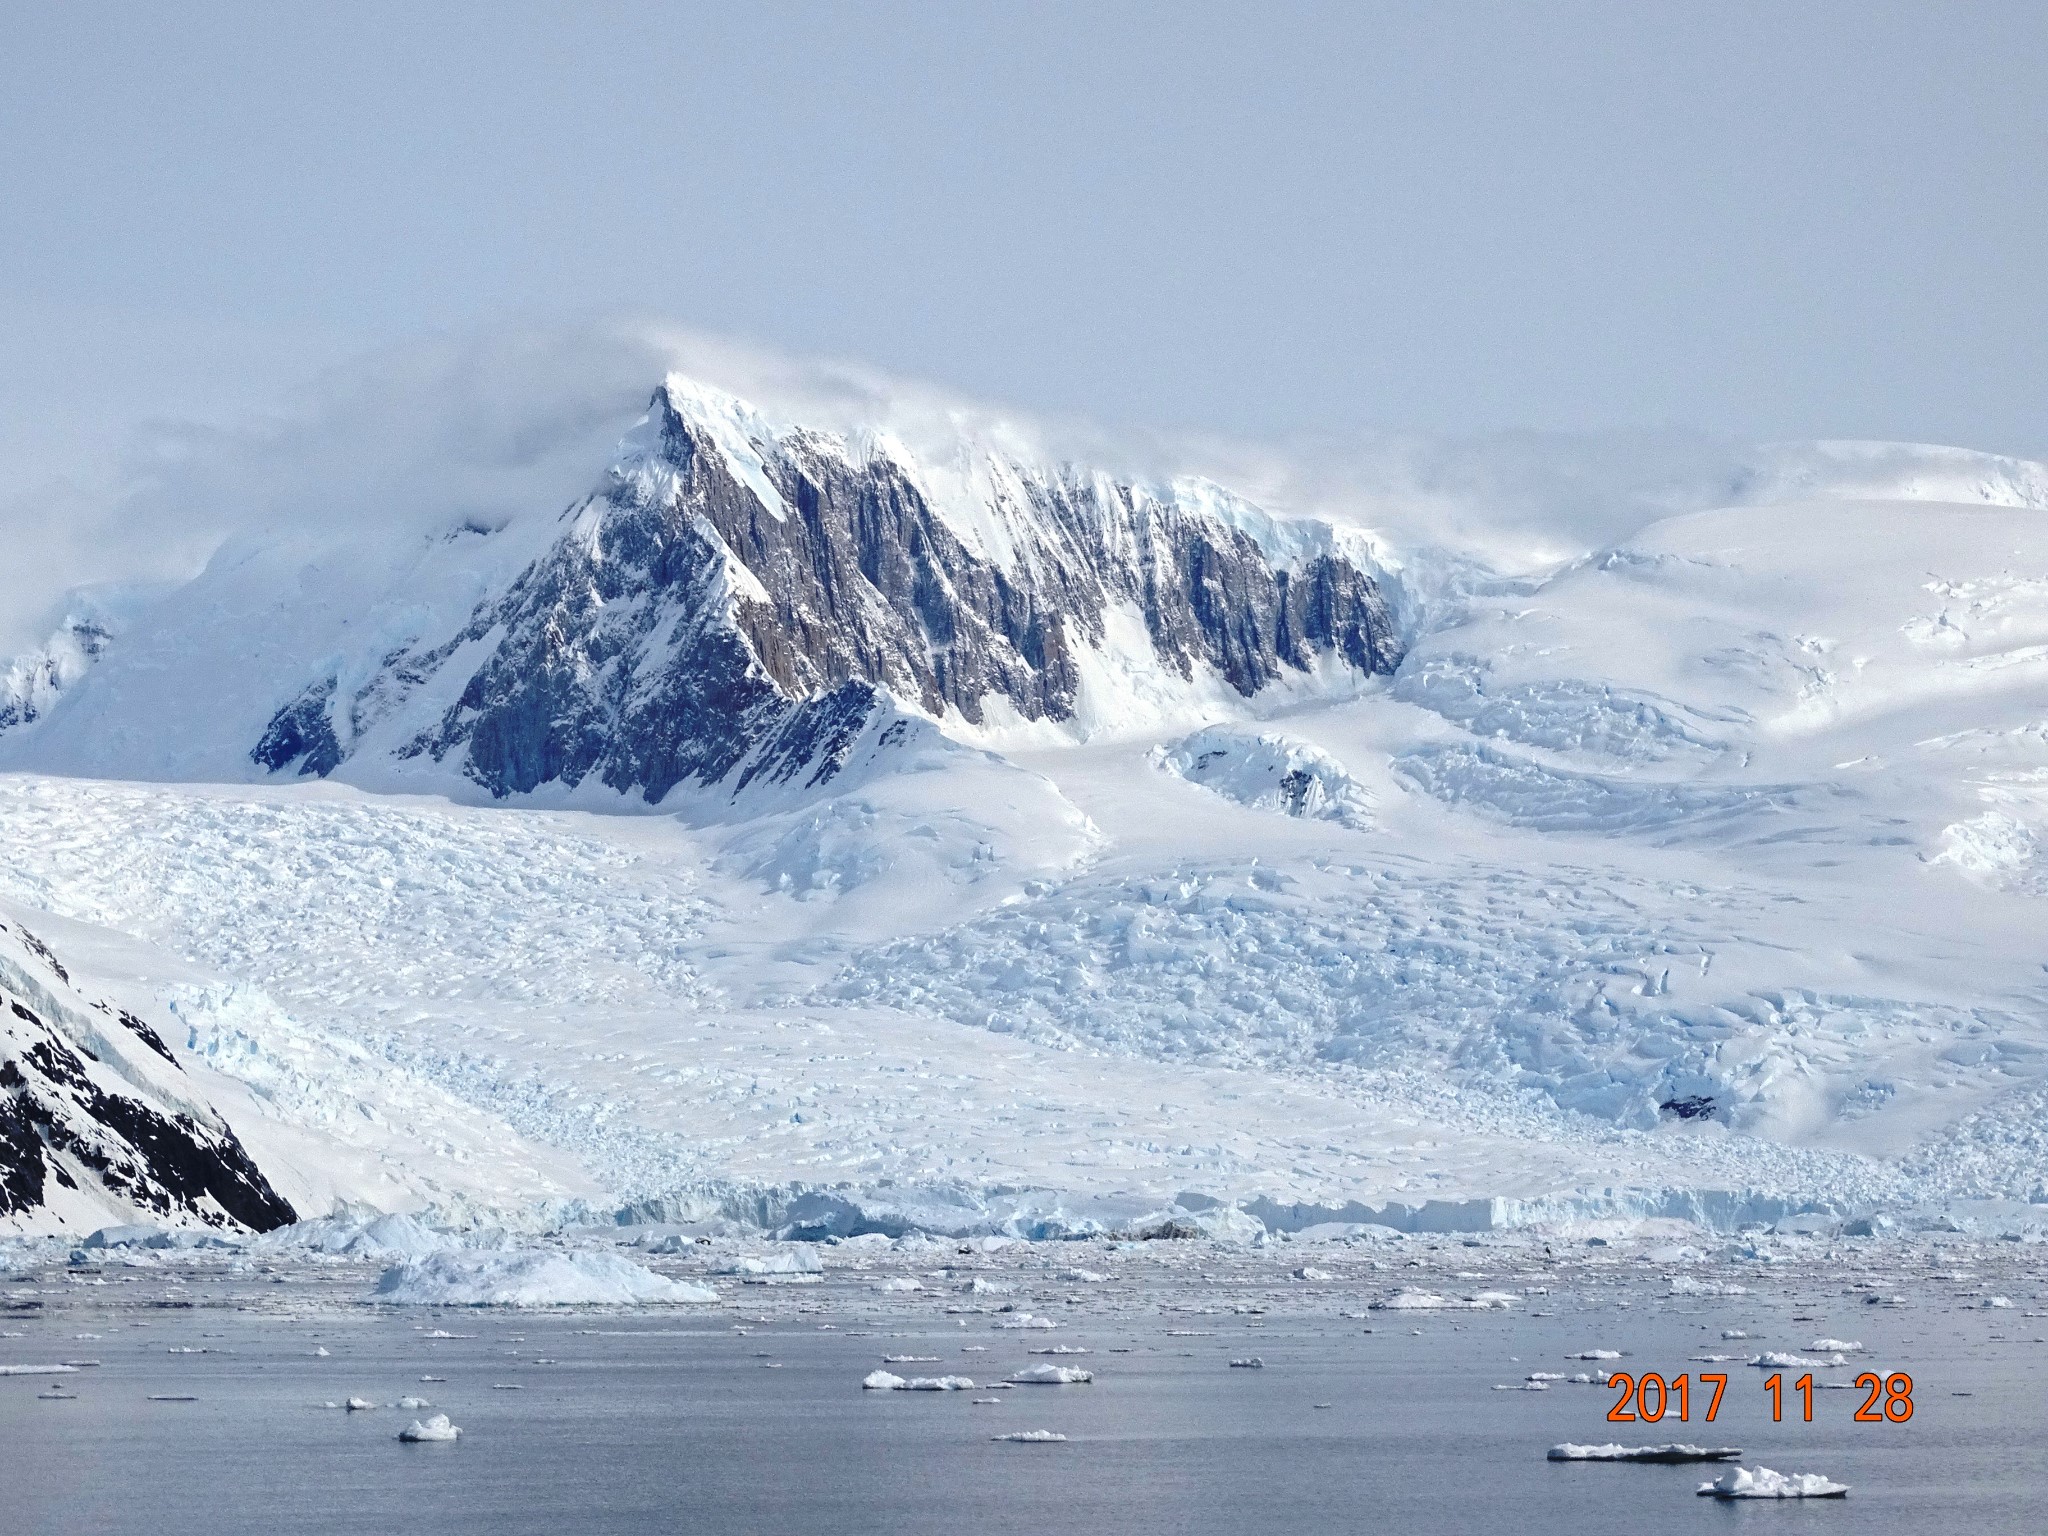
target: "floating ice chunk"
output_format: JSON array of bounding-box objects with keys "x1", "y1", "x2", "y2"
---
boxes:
[
  {"x1": 1527, "y1": 1373, "x2": 1567, "y2": 1382},
  {"x1": 0, "y1": 1364, "x2": 79, "y2": 1375},
  {"x1": 311, "y1": 1347, "x2": 330, "y2": 1357},
  {"x1": 1494, "y1": 1381, "x2": 1548, "y2": 1391},
  {"x1": 1696, "y1": 1466, "x2": 1847, "y2": 1499},
  {"x1": 714, "y1": 1249, "x2": 824, "y2": 1277},
  {"x1": 992, "y1": 1313, "x2": 1059, "y2": 1330},
  {"x1": 877, "y1": 1277, "x2": 922, "y2": 1292},
  {"x1": 398, "y1": 1413, "x2": 462, "y2": 1442},
  {"x1": 1984, "y1": 1296, "x2": 2013, "y2": 1309},
  {"x1": 1028, "y1": 1346, "x2": 1091, "y2": 1356},
  {"x1": 1293, "y1": 1267, "x2": 1334, "y2": 1282},
  {"x1": 1571, "y1": 1350, "x2": 1623, "y2": 1360},
  {"x1": 1809, "y1": 1339, "x2": 1863, "y2": 1352},
  {"x1": 1551, "y1": 1444, "x2": 1743, "y2": 1463},
  {"x1": 1007, "y1": 1365, "x2": 1094, "y2": 1385},
  {"x1": 345, "y1": 1396, "x2": 376, "y2": 1412},
  {"x1": 374, "y1": 1250, "x2": 717, "y2": 1307},
  {"x1": 962, "y1": 1277, "x2": 1013, "y2": 1295},
  {"x1": 396, "y1": 1395, "x2": 431, "y2": 1409},
  {"x1": 993, "y1": 1431, "x2": 1068, "y2": 1443},
  {"x1": 865, "y1": 1368, "x2": 974, "y2": 1390},
  {"x1": 1749, "y1": 1351, "x2": 1840, "y2": 1369},
  {"x1": 1720, "y1": 1330, "x2": 1749, "y2": 1340},
  {"x1": 1064, "y1": 1270, "x2": 1107, "y2": 1284}
]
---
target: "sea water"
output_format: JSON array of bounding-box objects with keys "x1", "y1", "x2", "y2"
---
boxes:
[{"x1": 4, "y1": 1269, "x2": 2043, "y2": 1534}]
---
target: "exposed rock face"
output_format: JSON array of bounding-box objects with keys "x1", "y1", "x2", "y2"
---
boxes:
[
  {"x1": 0, "y1": 614, "x2": 112, "y2": 736},
  {"x1": 1, "y1": 913, "x2": 295, "y2": 1232},
  {"x1": 253, "y1": 378, "x2": 1402, "y2": 802}
]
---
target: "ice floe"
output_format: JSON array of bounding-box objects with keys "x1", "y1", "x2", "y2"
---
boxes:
[
  {"x1": 1007, "y1": 1365, "x2": 1093, "y2": 1385},
  {"x1": 1697, "y1": 1467, "x2": 1847, "y2": 1499},
  {"x1": 1370, "y1": 1289, "x2": 1517, "y2": 1311},
  {"x1": 1550, "y1": 1443, "x2": 1742, "y2": 1463},
  {"x1": 863, "y1": 1369, "x2": 974, "y2": 1390}
]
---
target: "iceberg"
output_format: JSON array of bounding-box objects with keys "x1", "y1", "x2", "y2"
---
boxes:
[
  {"x1": 398, "y1": 1413, "x2": 462, "y2": 1442},
  {"x1": 373, "y1": 1250, "x2": 717, "y2": 1307},
  {"x1": 1697, "y1": 1466, "x2": 1847, "y2": 1499}
]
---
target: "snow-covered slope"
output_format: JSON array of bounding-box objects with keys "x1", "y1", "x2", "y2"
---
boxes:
[{"x1": 0, "y1": 902, "x2": 295, "y2": 1234}]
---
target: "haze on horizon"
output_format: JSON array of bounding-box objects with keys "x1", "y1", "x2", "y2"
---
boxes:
[{"x1": 2, "y1": 0, "x2": 2043, "y2": 649}]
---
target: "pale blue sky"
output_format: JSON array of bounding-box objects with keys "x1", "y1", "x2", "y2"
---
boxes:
[{"x1": 4, "y1": 0, "x2": 2045, "y2": 497}]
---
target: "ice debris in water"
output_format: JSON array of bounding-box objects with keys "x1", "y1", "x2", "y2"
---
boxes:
[
  {"x1": 992, "y1": 1313, "x2": 1058, "y2": 1329},
  {"x1": 1494, "y1": 1381, "x2": 1548, "y2": 1391},
  {"x1": 396, "y1": 1395, "x2": 431, "y2": 1409},
  {"x1": 398, "y1": 1413, "x2": 462, "y2": 1443},
  {"x1": 1749, "y1": 1351, "x2": 1841, "y2": 1369},
  {"x1": 1007, "y1": 1365, "x2": 1094, "y2": 1385},
  {"x1": 1550, "y1": 1444, "x2": 1743, "y2": 1463},
  {"x1": 374, "y1": 1250, "x2": 717, "y2": 1307},
  {"x1": 993, "y1": 1431, "x2": 1068, "y2": 1443},
  {"x1": 345, "y1": 1396, "x2": 375, "y2": 1412},
  {"x1": 1809, "y1": 1339, "x2": 1862, "y2": 1352},
  {"x1": 0, "y1": 1365, "x2": 80, "y2": 1375},
  {"x1": 1697, "y1": 1467, "x2": 1847, "y2": 1499}
]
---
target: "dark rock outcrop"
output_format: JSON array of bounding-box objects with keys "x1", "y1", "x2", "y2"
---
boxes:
[{"x1": 1, "y1": 915, "x2": 295, "y2": 1232}]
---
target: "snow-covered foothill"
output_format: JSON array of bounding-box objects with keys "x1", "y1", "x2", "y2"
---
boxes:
[
  {"x1": 1696, "y1": 1466, "x2": 1848, "y2": 1499},
  {"x1": 372, "y1": 1249, "x2": 716, "y2": 1307}
]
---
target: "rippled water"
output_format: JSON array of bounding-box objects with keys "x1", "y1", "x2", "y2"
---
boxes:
[{"x1": 6, "y1": 1282, "x2": 2043, "y2": 1535}]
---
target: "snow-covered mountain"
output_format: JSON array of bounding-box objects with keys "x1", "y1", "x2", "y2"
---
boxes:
[
  {"x1": 2, "y1": 363, "x2": 2047, "y2": 1239},
  {"x1": 1, "y1": 377, "x2": 1400, "y2": 811},
  {"x1": 1, "y1": 903, "x2": 294, "y2": 1234}
]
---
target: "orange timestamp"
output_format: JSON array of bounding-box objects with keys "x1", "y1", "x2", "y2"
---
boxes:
[{"x1": 1605, "y1": 1370, "x2": 1915, "y2": 1424}]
